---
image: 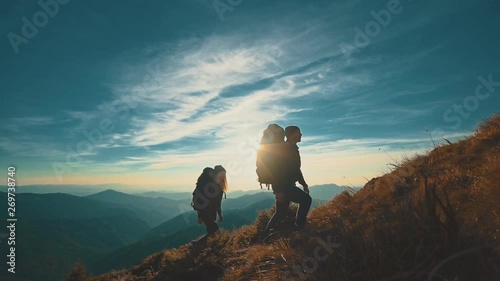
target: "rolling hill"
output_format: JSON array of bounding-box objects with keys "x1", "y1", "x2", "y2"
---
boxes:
[
  {"x1": 85, "y1": 189, "x2": 184, "y2": 227},
  {"x1": 134, "y1": 190, "x2": 193, "y2": 200},
  {"x1": 0, "y1": 192, "x2": 138, "y2": 220},
  {"x1": 0, "y1": 192, "x2": 152, "y2": 281},
  {"x1": 0, "y1": 184, "x2": 133, "y2": 196}
]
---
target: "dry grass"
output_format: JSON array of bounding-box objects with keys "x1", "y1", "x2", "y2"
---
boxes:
[{"x1": 69, "y1": 114, "x2": 500, "y2": 281}]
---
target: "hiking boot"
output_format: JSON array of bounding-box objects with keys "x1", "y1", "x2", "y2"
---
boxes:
[{"x1": 192, "y1": 235, "x2": 208, "y2": 246}]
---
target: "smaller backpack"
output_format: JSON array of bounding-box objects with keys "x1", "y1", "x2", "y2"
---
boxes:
[
  {"x1": 191, "y1": 167, "x2": 226, "y2": 211},
  {"x1": 256, "y1": 124, "x2": 285, "y2": 189},
  {"x1": 191, "y1": 167, "x2": 215, "y2": 211}
]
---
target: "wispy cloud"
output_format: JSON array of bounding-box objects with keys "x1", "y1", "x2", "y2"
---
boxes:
[
  {"x1": 105, "y1": 33, "x2": 328, "y2": 148},
  {"x1": 0, "y1": 136, "x2": 67, "y2": 158},
  {"x1": 2, "y1": 116, "x2": 56, "y2": 132}
]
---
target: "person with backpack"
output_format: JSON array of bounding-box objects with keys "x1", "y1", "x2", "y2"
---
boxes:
[
  {"x1": 263, "y1": 125, "x2": 312, "y2": 234},
  {"x1": 192, "y1": 165, "x2": 227, "y2": 244}
]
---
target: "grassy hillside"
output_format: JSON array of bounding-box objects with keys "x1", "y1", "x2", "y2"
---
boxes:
[{"x1": 73, "y1": 114, "x2": 499, "y2": 281}]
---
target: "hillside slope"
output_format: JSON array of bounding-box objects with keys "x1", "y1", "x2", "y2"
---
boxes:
[{"x1": 74, "y1": 114, "x2": 499, "y2": 281}]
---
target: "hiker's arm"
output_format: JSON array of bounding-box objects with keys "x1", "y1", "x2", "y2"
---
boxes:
[
  {"x1": 296, "y1": 150, "x2": 307, "y2": 187},
  {"x1": 217, "y1": 194, "x2": 223, "y2": 220},
  {"x1": 217, "y1": 208, "x2": 223, "y2": 222},
  {"x1": 297, "y1": 170, "x2": 307, "y2": 188}
]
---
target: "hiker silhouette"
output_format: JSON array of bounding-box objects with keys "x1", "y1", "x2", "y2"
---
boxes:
[
  {"x1": 264, "y1": 125, "x2": 312, "y2": 233},
  {"x1": 192, "y1": 165, "x2": 227, "y2": 244}
]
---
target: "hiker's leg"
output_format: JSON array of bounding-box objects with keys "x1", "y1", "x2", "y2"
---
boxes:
[
  {"x1": 288, "y1": 185, "x2": 312, "y2": 228},
  {"x1": 201, "y1": 211, "x2": 219, "y2": 235},
  {"x1": 206, "y1": 222, "x2": 219, "y2": 235},
  {"x1": 207, "y1": 212, "x2": 219, "y2": 235},
  {"x1": 265, "y1": 192, "x2": 289, "y2": 231}
]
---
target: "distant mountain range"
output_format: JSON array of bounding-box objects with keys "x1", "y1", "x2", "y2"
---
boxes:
[
  {"x1": 1, "y1": 184, "x2": 134, "y2": 196},
  {"x1": 0, "y1": 183, "x2": 352, "y2": 198},
  {"x1": 134, "y1": 190, "x2": 193, "y2": 200},
  {"x1": 86, "y1": 189, "x2": 183, "y2": 227},
  {"x1": 133, "y1": 189, "x2": 264, "y2": 200},
  {"x1": 0, "y1": 192, "x2": 150, "y2": 281}
]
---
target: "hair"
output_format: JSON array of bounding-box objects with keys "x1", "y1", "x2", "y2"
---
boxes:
[
  {"x1": 285, "y1": 125, "x2": 300, "y2": 138},
  {"x1": 218, "y1": 176, "x2": 228, "y2": 193},
  {"x1": 214, "y1": 165, "x2": 228, "y2": 192}
]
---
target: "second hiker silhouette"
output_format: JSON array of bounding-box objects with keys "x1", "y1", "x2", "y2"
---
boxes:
[{"x1": 192, "y1": 165, "x2": 227, "y2": 245}]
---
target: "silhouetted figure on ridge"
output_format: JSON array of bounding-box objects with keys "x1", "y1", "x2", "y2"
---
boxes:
[
  {"x1": 264, "y1": 125, "x2": 312, "y2": 234},
  {"x1": 191, "y1": 165, "x2": 227, "y2": 245}
]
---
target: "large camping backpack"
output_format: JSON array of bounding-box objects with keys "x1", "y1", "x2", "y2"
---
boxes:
[
  {"x1": 191, "y1": 167, "x2": 226, "y2": 211},
  {"x1": 256, "y1": 124, "x2": 285, "y2": 189}
]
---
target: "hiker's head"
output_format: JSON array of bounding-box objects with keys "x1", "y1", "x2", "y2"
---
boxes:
[
  {"x1": 261, "y1": 124, "x2": 285, "y2": 144},
  {"x1": 213, "y1": 165, "x2": 228, "y2": 192},
  {"x1": 285, "y1": 126, "x2": 302, "y2": 143}
]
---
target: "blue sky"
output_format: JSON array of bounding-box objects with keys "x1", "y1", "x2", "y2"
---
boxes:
[{"x1": 1, "y1": 0, "x2": 499, "y2": 190}]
